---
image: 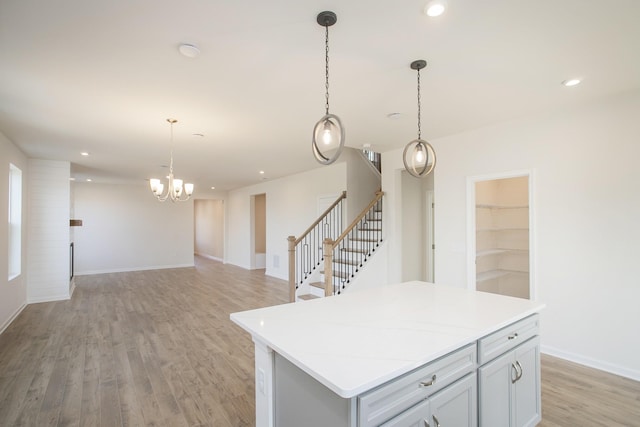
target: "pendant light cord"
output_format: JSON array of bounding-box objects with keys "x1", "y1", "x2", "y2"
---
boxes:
[
  {"x1": 169, "y1": 120, "x2": 175, "y2": 174},
  {"x1": 325, "y1": 24, "x2": 330, "y2": 115},
  {"x1": 417, "y1": 67, "x2": 422, "y2": 140}
]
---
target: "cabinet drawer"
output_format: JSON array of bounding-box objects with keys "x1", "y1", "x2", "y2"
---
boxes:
[
  {"x1": 358, "y1": 344, "x2": 476, "y2": 427},
  {"x1": 478, "y1": 314, "x2": 539, "y2": 365}
]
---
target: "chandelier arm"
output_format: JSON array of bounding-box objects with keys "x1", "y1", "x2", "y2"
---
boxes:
[{"x1": 156, "y1": 189, "x2": 169, "y2": 202}]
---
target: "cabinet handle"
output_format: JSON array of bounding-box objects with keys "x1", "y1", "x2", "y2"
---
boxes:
[
  {"x1": 508, "y1": 332, "x2": 519, "y2": 340},
  {"x1": 511, "y1": 362, "x2": 518, "y2": 383},
  {"x1": 419, "y1": 374, "x2": 437, "y2": 387},
  {"x1": 433, "y1": 415, "x2": 441, "y2": 427},
  {"x1": 515, "y1": 360, "x2": 523, "y2": 382}
]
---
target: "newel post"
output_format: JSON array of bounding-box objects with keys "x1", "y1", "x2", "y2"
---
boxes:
[
  {"x1": 287, "y1": 236, "x2": 296, "y2": 302},
  {"x1": 323, "y1": 238, "x2": 334, "y2": 297}
]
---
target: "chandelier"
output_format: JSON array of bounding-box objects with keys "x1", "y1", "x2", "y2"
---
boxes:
[
  {"x1": 311, "y1": 11, "x2": 345, "y2": 165},
  {"x1": 403, "y1": 60, "x2": 436, "y2": 178},
  {"x1": 149, "y1": 118, "x2": 194, "y2": 202}
]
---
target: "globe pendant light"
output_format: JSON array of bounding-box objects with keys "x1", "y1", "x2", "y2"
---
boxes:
[
  {"x1": 312, "y1": 11, "x2": 345, "y2": 165},
  {"x1": 149, "y1": 119, "x2": 194, "y2": 202},
  {"x1": 403, "y1": 60, "x2": 436, "y2": 178}
]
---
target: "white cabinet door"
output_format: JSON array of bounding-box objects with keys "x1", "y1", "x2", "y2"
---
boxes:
[
  {"x1": 479, "y1": 337, "x2": 540, "y2": 427},
  {"x1": 478, "y1": 351, "x2": 512, "y2": 427},
  {"x1": 430, "y1": 373, "x2": 477, "y2": 427},
  {"x1": 513, "y1": 337, "x2": 541, "y2": 427}
]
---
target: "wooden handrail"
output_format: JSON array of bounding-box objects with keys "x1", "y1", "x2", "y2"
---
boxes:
[
  {"x1": 333, "y1": 191, "x2": 383, "y2": 248},
  {"x1": 294, "y1": 191, "x2": 346, "y2": 245}
]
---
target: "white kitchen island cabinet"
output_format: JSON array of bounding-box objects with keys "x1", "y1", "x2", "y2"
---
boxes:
[{"x1": 230, "y1": 281, "x2": 544, "y2": 427}]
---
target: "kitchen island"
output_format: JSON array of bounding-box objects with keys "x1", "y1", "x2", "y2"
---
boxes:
[{"x1": 231, "y1": 281, "x2": 545, "y2": 427}]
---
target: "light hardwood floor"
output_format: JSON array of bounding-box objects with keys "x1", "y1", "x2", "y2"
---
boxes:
[{"x1": 0, "y1": 257, "x2": 638, "y2": 426}]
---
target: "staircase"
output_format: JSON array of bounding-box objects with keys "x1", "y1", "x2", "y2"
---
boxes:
[{"x1": 289, "y1": 191, "x2": 384, "y2": 301}]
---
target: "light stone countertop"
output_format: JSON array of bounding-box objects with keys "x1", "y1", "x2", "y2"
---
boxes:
[{"x1": 231, "y1": 281, "x2": 545, "y2": 398}]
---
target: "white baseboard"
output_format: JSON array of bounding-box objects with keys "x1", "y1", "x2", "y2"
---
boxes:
[
  {"x1": 224, "y1": 261, "x2": 252, "y2": 270},
  {"x1": 541, "y1": 344, "x2": 640, "y2": 382},
  {"x1": 0, "y1": 302, "x2": 27, "y2": 335},
  {"x1": 75, "y1": 263, "x2": 195, "y2": 276},
  {"x1": 194, "y1": 253, "x2": 223, "y2": 262},
  {"x1": 27, "y1": 293, "x2": 70, "y2": 304},
  {"x1": 265, "y1": 269, "x2": 287, "y2": 281}
]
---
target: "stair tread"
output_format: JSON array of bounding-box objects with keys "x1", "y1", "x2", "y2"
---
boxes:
[
  {"x1": 309, "y1": 281, "x2": 324, "y2": 289},
  {"x1": 340, "y1": 247, "x2": 368, "y2": 253},
  {"x1": 349, "y1": 237, "x2": 378, "y2": 242},
  {"x1": 333, "y1": 258, "x2": 359, "y2": 265},
  {"x1": 319, "y1": 270, "x2": 349, "y2": 279},
  {"x1": 298, "y1": 294, "x2": 320, "y2": 300}
]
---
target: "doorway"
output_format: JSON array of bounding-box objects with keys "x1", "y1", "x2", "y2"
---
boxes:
[
  {"x1": 194, "y1": 199, "x2": 225, "y2": 261},
  {"x1": 467, "y1": 172, "x2": 534, "y2": 299},
  {"x1": 251, "y1": 193, "x2": 266, "y2": 269},
  {"x1": 400, "y1": 170, "x2": 435, "y2": 282}
]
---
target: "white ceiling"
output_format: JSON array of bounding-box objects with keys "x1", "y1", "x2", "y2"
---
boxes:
[{"x1": 1, "y1": 0, "x2": 639, "y2": 192}]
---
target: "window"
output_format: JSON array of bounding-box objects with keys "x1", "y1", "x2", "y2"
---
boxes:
[{"x1": 8, "y1": 163, "x2": 22, "y2": 280}]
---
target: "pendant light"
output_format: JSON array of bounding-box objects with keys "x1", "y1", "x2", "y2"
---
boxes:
[
  {"x1": 149, "y1": 119, "x2": 194, "y2": 202},
  {"x1": 312, "y1": 11, "x2": 345, "y2": 165},
  {"x1": 403, "y1": 60, "x2": 436, "y2": 178}
]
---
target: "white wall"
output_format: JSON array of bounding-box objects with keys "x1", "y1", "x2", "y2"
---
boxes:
[
  {"x1": 0, "y1": 132, "x2": 28, "y2": 333},
  {"x1": 344, "y1": 148, "x2": 381, "y2": 223},
  {"x1": 27, "y1": 159, "x2": 71, "y2": 303},
  {"x1": 401, "y1": 171, "x2": 425, "y2": 281},
  {"x1": 73, "y1": 182, "x2": 194, "y2": 274},
  {"x1": 383, "y1": 90, "x2": 640, "y2": 380},
  {"x1": 227, "y1": 162, "x2": 346, "y2": 279}
]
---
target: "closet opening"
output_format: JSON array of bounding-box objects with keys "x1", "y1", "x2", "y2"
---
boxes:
[{"x1": 467, "y1": 172, "x2": 534, "y2": 299}]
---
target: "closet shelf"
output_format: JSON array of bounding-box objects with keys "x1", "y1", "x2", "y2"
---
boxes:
[
  {"x1": 476, "y1": 204, "x2": 528, "y2": 209},
  {"x1": 476, "y1": 269, "x2": 528, "y2": 283},
  {"x1": 476, "y1": 248, "x2": 528, "y2": 257}
]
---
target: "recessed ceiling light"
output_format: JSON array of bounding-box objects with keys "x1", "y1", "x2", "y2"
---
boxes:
[
  {"x1": 562, "y1": 78, "x2": 581, "y2": 87},
  {"x1": 86, "y1": 178, "x2": 92, "y2": 182},
  {"x1": 425, "y1": 0, "x2": 446, "y2": 17},
  {"x1": 259, "y1": 170, "x2": 265, "y2": 174},
  {"x1": 81, "y1": 151, "x2": 89, "y2": 156},
  {"x1": 69, "y1": 177, "x2": 76, "y2": 181},
  {"x1": 178, "y1": 43, "x2": 200, "y2": 58},
  {"x1": 211, "y1": 186, "x2": 216, "y2": 190}
]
